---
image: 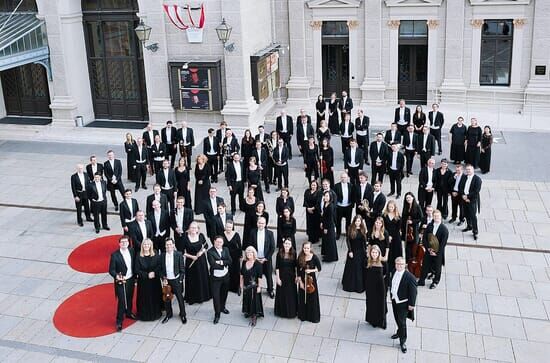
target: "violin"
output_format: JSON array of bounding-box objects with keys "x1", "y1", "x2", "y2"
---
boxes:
[
  {"x1": 406, "y1": 217, "x2": 414, "y2": 242},
  {"x1": 408, "y1": 243, "x2": 425, "y2": 279},
  {"x1": 162, "y1": 281, "x2": 174, "y2": 302},
  {"x1": 305, "y1": 274, "x2": 316, "y2": 294}
]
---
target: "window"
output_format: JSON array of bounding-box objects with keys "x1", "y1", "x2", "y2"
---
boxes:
[
  {"x1": 399, "y1": 20, "x2": 427, "y2": 38},
  {"x1": 0, "y1": 0, "x2": 37, "y2": 12},
  {"x1": 480, "y1": 20, "x2": 513, "y2": 86}
]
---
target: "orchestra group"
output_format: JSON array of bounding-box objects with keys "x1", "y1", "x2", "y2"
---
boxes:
[{"x1": 70, "y1": 94, "x2": 491, "y2": 353}]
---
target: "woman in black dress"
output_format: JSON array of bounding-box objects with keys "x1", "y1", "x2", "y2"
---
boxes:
[
  {"x1": 175, "y1": 157, "x2": 192, "y2": 209},
  {"x1": 241, "y1": 129, "x2": 255, "y2": 168},
  {"x1": 194, "y1": 154, "x2": 211, "y2": 215},
  {"x1": 465, "y1": 118, "x2": 482, "y2": 168},
  {"x1": 241, "y1": 246, "x2": 264, "y2": 326},
  {"x1": 135, "y1": 239, "x2": 162, "y2": 321},
  {"x1": 480, "y1": 125, "x2": 493, "y2": 174},
  {"x1": 276, "y1": 188, "x2": 295, "y2": 218},
  {"x1": 274, "y1": 239, "x2": 298, "y2": 318},
  {"x1": 277, "y1": 207, "x2": 297, "y2": 249},
  {"x1": 223, "y1": 220, "x2": 242, "y2": 294},
  {"x1": 182, "y1": 222, "x2": 211, "y2": 304},
  {"x1": 328, "y1": 92, "x2": 339, "y2": 134},
  {"x1": 303, "y1": 180, "x2": 321, "y2": 244},
  {"x1": 383, "y1": 200, "x2": 403, "y2": 275},
  {"x1": 297, "y1": 242, "x2": 322, "y2": 323},
  {"x1": 449, "y1": 116, "x2": 467, "y2": 164},
  {"x1": 315, "y1": 94, "x2": 326, "y2": 131},
  {"x1": 124, "y1": 133, "x2": 137, "y2": 182},
  {"x1": 317, "y1": 119, "x2": 331, "y2": 144},
  {"x1": 401, "y1": 192, "x2": 423, "y2": 262},
  {"x1": 319, "y1": 138, "x2": 335, "y2": 187},
  {"x1": 412, "y1": 105, "x2": 426, "y2": 134},
  {"x1": 242, "y1": 190, "x2": 258, "y2": 247},
  {"x1": 246, "y1": 156, "x2": 264, "y2": 201},
  {"x1": 303, "y1": 137, "x2": 320, "y2": 182},
  {"x1": 320, "y1": 191, "x2": 338, "y2": 262},
  {"x1": 242, "y1": 200, "x2": 269, "y2": 251},
  {"x1": 368, "y1": 217, "x2": 390, "y2": 286},
  {"x1": 342, "y1": 215, "x2": 368, "y2": 293},
  {"x1": 364, "y1": 244, "x2": 387, "y2": 329}
]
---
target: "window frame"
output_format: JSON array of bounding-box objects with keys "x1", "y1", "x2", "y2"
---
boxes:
[{"x1": 479, "y1": 19, "x2": 514, "y2": 87}]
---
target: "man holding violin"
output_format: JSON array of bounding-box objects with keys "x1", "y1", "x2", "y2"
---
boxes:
[
  {"x1": 108, "y1": 236, "x2": 137, "y2": 332},
  {"x1": 160, "y1": 238, "x2": 187, "y2": 324},
  {"x1": 417, "y1": 210, "x2": 448, "y2": 289}
]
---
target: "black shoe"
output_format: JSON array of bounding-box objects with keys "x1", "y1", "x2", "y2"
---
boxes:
[
  {"x1": 181, "y1": 316, "x2": 187, "y2": 324},
  {"x1": 213, "y1": 316, "x2": 219, "y2": 324},
  {"x1": 103, "y1": 226, "x2": 111, "y2": 231},
  {"x1": 400, "y1": 343, "x2": 407, "y2": 353},
  {"x1": 222, "y1": 308, "x2": 229, "y2": 314},
  {"x1": 429, "y1": 283, "x2": 438, "y2": 289},
  {"x1": 269, "y1": 291, "x2": 275, "y2": 299},
  {"x1": 266, "y1": 189, "x2": 270, "y2": 194},
  {"x1": 366, "y1": 161, "x2": 370, "y2": 166},
  {"x1": 142, "y1": 185, "x2": 147, "y2": 190},
  {"x1": 86, "y1": 218, "x2": 94, "y2": 222},
  {"x1": 95, "y1": 229, "x2": 100, "y2": 234},
  {"x1": 231, "y1": 210, "x2": 236, "y2": 216},
  {"x1": 116, "y1": 324, "x2": 122, "y2": 332},
  {"x1": 427, "y1": 273, "x2": 434, "y2": 280},
  {"x1": 135, "y1": 187, "x2": 139, "y2": 192},
  {"x1": 388, "y1": 192, "x2": 394, "y2": 197},
  {"x1": 473, "y1": 233, "x2": 478, "y2": 240},
  {"x1": 114, "y1": 206, "x2": 119, "y2": 212},
  {"x1": 275, "y1": 188, "x2": 281, "y2": 192},
  {"x1": 161, "y1": 315, "x2": 171, "y2": 324},
  {"x1": 418, "y1": 280, "x2": 425, "y2": 286},
  {"x1": 126, "y1": 313, "x2": 137, "y2": 320},
  {"x1": 449, "y1": 218, "x2": 456, "y2": 223},
  {"x1": 78, "y1": 222, "x2": 84, "y2": 227},
  {"x1": 396, "y1": 194, "x2": 401, "y2": 199},
  {"x1": 391, "y1": 333, "x2": 399, "y2": 339},
  {"x1": 457, "y1": 220, "x2": 464, "y2": 227},
  {"x1": 237, "y1": 288, "x2": 242, "y2": 297},
  {"x1": 462, "y1": 227, "x2": 472, "y2": 232}
]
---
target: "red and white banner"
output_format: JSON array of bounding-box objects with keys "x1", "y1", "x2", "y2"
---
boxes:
[{"x1": 163, "y1": 4, "x2": 205, "y2": 43}]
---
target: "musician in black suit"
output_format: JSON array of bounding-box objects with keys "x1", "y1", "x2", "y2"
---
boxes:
[
  {"x1": 338, "y1": 90, "x2": 353, "y2": 117},
  {"x1": 428, "y1": 103, "x2": 444, "y2": 155},
  {"x1": 221, "y1": 129, "x2": 240, "y2": 167},
  {"x1": 354, "y1": 171, "x2": 373, "y2": 220},
  {"x1": 207, "y1": 236, "x2": 232, "y2": 324},
  {"x1": 146, "y1": 184, "x2": 169, "y2": 216},
  {"x1": 171, "y1": 196, "x2": 194, "y2": 251},
  {"x1": 272, "y1": 138, "x2": 289, "y2": 191},
  {"x1": 368, "y1": 181, "x2": 387, "y2": 230},
  {"x1": 150, "y1": 135, "x2": 166, "y2": 175},
  {"x1": 71, "y1": 164, "x2": 92, "y2": 226},
  {"x1": 459, "y1": 164, "x2": 482, "y2": 240},
  {"x1": 394, "y1": 99, "x2": 411, "y2": 135},
  {"x1": 216, "y1": 121, "x2": 228, "y2": 173},
  {"x1": 127, "y1": 211, "x2": 153, "y2": 252},
  {"x1": 248, "y1": 217, "x2": 276, "y2": 298},
  {"x1": 177, "y1": 121, "x2": 195, "y2": 167},
  {"x1": 109, "y1": 236, "x2": 137, "y2": 331},
  {"x1": 156, "y1": 159, "x2": 177, "y2": 211},
  {"x1": 435, "y1": 159, "x2": 453, "y2": 219},
  {"x1": 334, "y1": 172, "x2": 354, "y2": 238},
  {"x1": 160, "y1": 238, "x2": 187, "y2": 324},
  {"x1": 254, "y1": 124, "x2": 271, "y2": 148},
  {"x1": 416, "y1": 126, "x2": 436, "y2": 167},
  {"x1": 86, "y1": 172, "x2": 110, "y2": 233},
  {"x1": 213, "y1": 203, "x2": 233, "y2": 238},
  {"x1": 148, "y1": 200, "x2": 170, "y2": 252},
  {"x1": 369, "y1": 133, "x2": 389, "y2": 185},
  {"x1": 418, "y1": 210, "x2": 448, "y2": 289},
  {"x1": 161, "y1": 120, "x2": 177, "y2": 168},
  {"x1": 384, "y1": 122, "x2": 402, "y2": 145},
  {"x1": 355, "y1": 109, "x2": 370, "y2": 164},
  {"x1": 390, "y1": 256, "x2": 417, "y2": 353},
  {"x1": 418, "y1": 158, "x2": 436, "y2": 210},
  {"x1": 402, "y1": 124, "x2": 418, "y2": 177},
  {"x1": 119, "y1": 189, "x2": 139, "y2": 233},
  {"x1": 203, "y1": 128, "x2": 219, "y2": 182},
  {"x1": 203, "y1": 187, "x2": 225, "y2": 241},
  {"x1": 386, "y1": 143, "x2": 405, "y2": 198},
  {"x1": 276, "y1": 110, "x2": 293, "y2": 159},
  {"x1": 226, "y1": 153, "x2": 245, "y2": 215},
  {"x1": 344, "y1": 138, "x2": 364, "y2": 185},
  {"x1": 103, "y1": 150, "x2": 125, "y2": 210},
  {"x1": 296, "y1": 115, "x2": 315, "y2": 156},
  {"x1": 449, "y1": 164, "x2": 466, "y2": 225},
  {"x1": 86, "y1": 155, "x2": 104, "y2": 182},
  {"x1": 252, "y1": 140, "x2": 270, "y2": 194},
  {"x1": 339, "y1": 112, "x2": 355, "y2": 154},
  {"x1": 142, "y1": 123, "x2": 159, "y2": 173},
  {"x1": 132, "y1": 137, "x2": 149, "y2": 191}
]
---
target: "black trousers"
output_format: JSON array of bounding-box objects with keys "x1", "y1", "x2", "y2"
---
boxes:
[
  {"x1": 278, "y1": 132, "x2": 292, "y2": 158},
  {"x1": 464, "y1": 200, "x2": 478, "y2": 234},
  {"x1": 180, "y1": 145, "x2": 193, "y2": 167},
  {"x1": 153, "y1": 160, "x2": 164, "y2": 175},
  {"x1": 436, "y1": 191, "x2": 449, "y2": 218},
  {"x1": 451, "y1": 192, "x2": 465, "y2": 221},
  {"x1": 91, "y1": 200, "x2": 108, "y2": 229},
  {"x1": 396, "y1": 124, "x2": 408, "y2": 136},
  {"x1": 166, "y1": 144, "x2": 177, "y2": 168},
  {"x1": 347, "y1": 166, "x2": 360, "y2": 185},
  {"x1": 115, "y1": 277, "x2": 135, "y2": 325},
  {"x1": 260, "y1": 259, "x2": 274, "y2": 292},
  {"x1": 230, "y1": 181, "x2": 245, "y2": 213},
  {"x1": 276, "y1": 165, "x2": 289, "y2": 189},
  {"x1": 356, "y1": 134, "x2": 369, "y2": 163},
  {"x1": 336, "y1": 205, "x2": 353, "y2": 236},
  {"x1": 418, "y1": 188, "x2": 434, "y2": 210},
  {"x1": 392, "y1": 299, "x2": 408, "y2": 344},
  {"x1": 165, "y1": 278, "x2": 186, "y2": 318},
  {"x1": 371, "y1": 163, "x2": 386, "y2": 184},
  {"x1": 161, "y1": 188, "x2": 175, "y2": 212},
  {"x1": 420, "y1": 253, "x2": 443, "y2": 284},
  {"x1": 152, "y1": 235, "x2": 166, "y2": 253},
  {"x1": 207, "y1": 155, "x2": 218, "y2": 181},
  {"x1": 74, "y1": 193, "x2": 91, "y2": 224},
  {"x1": 388, "y1": 169, "x2": 403, "y2": 195},
  {"x1": 211, "y1": 274, "x2": 230, "y2": 317},
  {"x1": 404, "y1": 149, "x2": 415, "y2": 174},
  {"x1": 341, "y1": 137, "x2": 351, "y2": 154},
  {"x1": 134, "y1": 162, "x2": 147, "y2": 189},
  {"x1": 260, "y1": 166, "x2": 270, "y2": 192},
  {"x1": 305, "y1": 162, "x2": 319, "y2": 182},
  {"x1": 107, "y1": 181, "x2": 125, "y2": 207},
  {"x1": 430, "y1": 129, "x2": 442, "y2": 153},
  {"x1": 419, "y1": 151, "x2": 431, "y2": 168},
  {"x1": 298, "y1": 140, "x2": 308, "y2": 156}
]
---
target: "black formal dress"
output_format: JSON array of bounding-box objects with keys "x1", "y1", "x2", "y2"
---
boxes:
[
  {"x1": 175, "y1": 166, "x2": 192, "y2": 210},
  {"x1": 465, "y1": 126, "x2": 482, "y2": 168},
  {"x1": 135, "y1": 254, "x2": 163, "y2": 321},
  {"x1": 303, "y1": 145, "x2": 320, "y2": 181},
  {"x1": 277, "y1": 216, "x2": 297, "y2": 249},
  {"x1": 342, "y1": 231, "x2": 367, "y2": 293},
  {"x1": 241, "y1": 260, "x2": 264, "y2": 317},
  {"x1": 401, "y1": 204, "x2": 423, "y2": 261},
  {"x1": 223, "y1": 232, "x2": 242, "y2": 293},
  {"x1": 297, "y1": 255, "x2": 322, "y2": 323},
  {"x1": 321, "y1": 202, "x2": 338, "y2": 262},
  {"x1": 274, "y1": 254, "x2": 298, "y2": 318},
  {"x1": 368, "y1": 231, "x2": 390, "y2": 285},
  {"x1": 194, "y1": 164, "x2": 211, "y2": 215},
  {"x1": 315, "y1": 100, "x2": 326, "y2": 130},
  {"x1": 479, "y1": 134, "x2": 492, "y2": 174},
  {"x1": 246, "y1": 167, "x2": 264, "y2": 201},
  {"x1": 317, "y1": 128, "x2": 331, "y2": 144},
  {"x1": 328, "y1": 99, "x2": 339, "y2": 134},
  {"x1": 384, "y1": 215, "x2": 403, "y2": 274},
  {"x1": 125, "y1": 140, "x2": 137, "y2": 182},
  {"x1": 183, "y1": 234, "x2": 212, "y2": 303},
  {"x1": 365, "y1": 264, "x2": 387, "y2": 328},
  {"x1": 276, "y1": 196, "x2": 295, "y2": 217},
  {"x1": 242, "y1": 198, "x2": 258, "y2": 248},
  {"x1": 320, "y1": 147, "x2": 334, "y2": 187},
  {"x1": 303, "y1": 189, "x2": 321, "y2": 243},
  {"x1": 449, "y1": 123, "x2": 467, "y2": 163}
]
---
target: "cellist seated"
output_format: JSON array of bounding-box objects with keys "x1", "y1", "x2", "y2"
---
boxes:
[{"x1": 417, "y1": 210, "x2": 448, "y2": 289}]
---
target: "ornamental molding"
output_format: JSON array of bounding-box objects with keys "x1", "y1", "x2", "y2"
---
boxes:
[
  {"x1": 469, "y1": 0, "x2": 530, "y2": 5},
  {"x1": 470, "y1": 19, "x2": 484, "y2": 28},
  {"x1": 513, "y1": 18, "x2": 526, "y2": 28},
  {"x1": 306, "y1": 0, "x2": 362, "y2": 9},
  {"x1": 310, "y1": 20, "x2": 323, "y2": 30},
  {"x1": 347, "y1": 20, "x2": 359, "y2": 29},
  {"x1": 385, "y1": 0, "x2": 443, "y2": 7},
  {"x1": 387, "y1": 20, "x2": 401, "y2": 29},
  {"x1": 427, "y1": 19, "x2": 439, "y2": 29}
]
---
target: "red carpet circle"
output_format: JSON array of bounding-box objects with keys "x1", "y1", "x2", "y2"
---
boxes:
[
  {"x1": 53, "y1": 283, "x2": 136, "y2": 337},
  {"x1": 68, "y1": 235, "x2": 122, "y2": 273}
]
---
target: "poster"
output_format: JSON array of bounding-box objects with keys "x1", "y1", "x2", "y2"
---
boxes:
[
  {"x1": 180, "y1": 68, "x2": 210, "y2": 89},
  {"x1": 181, "y1": 89, "x2": 211, "y2": 110}
]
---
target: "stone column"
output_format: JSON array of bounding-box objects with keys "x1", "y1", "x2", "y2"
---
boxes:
[
  {"x1": 347, "y1": 20, "x2": 360, "y2": 97},
  {"x1": 526, "y1": 0, "x2": 550, "y2": 101},
  {"x1": 37, "y1": 0, "x2": 94, "y2": 127},
  {"x1": 510, "y1": 18, "x2": 526, "y2": 89},
  {"x1": 387, "y1": 20, "x2": 400, "y2": 101},
  {"x1": 0, "y1": 79, "x2": 6, "y2": 118},
  {"x1": 285, "y1": 0, "x2": 310, "y2": 104},
  {"x1": 469, "y1": 19, "x2": 483, "y2": 88},
  {"x1": 426, "y1": 19, "x2": 439, "y2": 101},
  {"x1": 360, "y1": 0, "x2": 385, "y2": 106},
  {"x1": 310, "y1": 21, "x2": 323, "y2": 94},
  {"x1": 440, "y1": 0, "x2": 466, "y2": 102}
]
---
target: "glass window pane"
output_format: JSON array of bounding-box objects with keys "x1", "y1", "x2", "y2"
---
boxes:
[
  {"x1": 494, "y1": 62, "x2": 510, "y2": 85},
  {"x1": 399, "y1": 21, "x2": 414, "y2": 37},
  {"x1": 322, "y1": 21, "x2": 349, "y2": 37},
  {"x1": 480, "y1": 65, "x2": 494, "y2": 85},
  {"x1": 413, "y1": 21, "x2": 427, "y2": 37},
  {"x1": 86, "y1": 22, "x2": 103, "y2": 57},
  {"x1": 103, "y1": 21, "x2": 131, "y2": 57}
]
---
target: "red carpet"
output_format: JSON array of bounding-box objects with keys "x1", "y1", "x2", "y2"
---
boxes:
[
  {"x1": 68, "y1": 235, "x2": 122, "y2": 273},
  {"x1": 53, "y1": 283, "x2": 136, "y2": 337}
]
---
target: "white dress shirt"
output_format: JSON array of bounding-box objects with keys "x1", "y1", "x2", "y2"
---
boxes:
[
  {"x1": 422, "y1": 135, "x2": 428, "y2": 151},
  {"x1": 210, "y1": 198, "x2": 218, "y2": 216},
  {"x1": 95, "y1": 181, "x2": 104, "y2": 202},
  {"x1": 208, "y1": 136, "x2": 216, "y2": 155},
  {"x1": 257, "y1": 230, "x2": 265, "y2": 258},
  {"x1": 121, "y1": 248, "x2": 132, "y2": 279},
  {"x1": 137, "y1": 146, "x2": 145, "y2": 163},
  {"x1": 391, "y1": 270, "x2": 407, "y2": 303},
  {"x1": 433, "y1": 222, "x2": 440, "y2": 236},
  {"x1": 77, "y1": 173, "x2": 85, "y2": 190},
  {"x1": 349, "y1": 147, "x2": 358, "y2": 167},
  {"x1": 391, "y1": 151, "x2": 398, "y2": 170},
  {"x1": 166, "y1": 127, "x2": 172, "y2": 144},
  {"x1": 398, "y1": 107, "x2": 406, "y2": 125},
  {"x1": 464, "y1": 175, "x2": 473, "y2": 195},
  {"x1": 125, "y1": 199, "x2": 134, "y2": 222},
  {"x1": 407, "y1": 132, "x2": 415, "y2": 150},
  {"x1": 165, "y1": 252, "x2": 176, "y2": 279},
  {"x1": 138, "y1": 220, "x2": 147, "y2": 240},
  {"x1": 453, "y1": 174, "x2": 462, "y2": 192},
  {"x1": 338, "y1": 183, "x2": 350, "y2": 207},
  {"x1": 154, "y1": 211, "x2": 163, "y2": 236},
  {"x1": 234, "y1": 162, "x2": 242, "y2": 182},
  {"x1": 175, "y1": 209, "x2": 184, "y2": 230},
  {"x1": 219, "y1": 213, "x2": 226, "y2": 229},
  {"x1": 163, "y1": 169, "x2": 170, "y2": 189},
  {"x1": 213, "y1": 247, "x2": 229, "y2": 277},
  {"x1": 426, "y1": 167, "x2": 434, "y2": 189},
  {"x1": 431, "y1": 111, "x2": 439, "y2": 129}
]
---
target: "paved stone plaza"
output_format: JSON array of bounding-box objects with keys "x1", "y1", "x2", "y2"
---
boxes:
[{"x1": 0, "y1": 131, "x2": 549, "y2": 362}]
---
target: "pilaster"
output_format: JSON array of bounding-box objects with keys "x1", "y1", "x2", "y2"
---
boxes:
[{"x1": 360, "y1": 0, "x2": 386, "y2": 106}]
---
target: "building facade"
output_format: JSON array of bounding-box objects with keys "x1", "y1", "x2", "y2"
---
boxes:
[{"x1": 0, "y1": 0, "x2": 548, "y2": 129}]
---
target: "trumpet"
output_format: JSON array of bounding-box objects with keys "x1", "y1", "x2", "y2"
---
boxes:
[
  {"x1": 361, "y1": 199, "x2": 371, "y2": 217},
  {"x1": 265, "y1": 139, "x2": 274, "y2": 157}
]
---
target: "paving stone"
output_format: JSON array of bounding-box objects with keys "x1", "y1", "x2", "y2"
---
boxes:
[
  {"x1": 333, "y1": 340, "x2": 370, "y2": 363},
  {"x1": 289, "y1": 334, "x2": 322, "y2": 360},
  {"x1": 512, "y1": 340, "x2": 550, "y2": 363},
  {"x1": 523, "y1": 318, "x2": 550, "y2": 343},
  {"x1": 482, "y1": 336, "x2": 514, "y2": 362},
  {"x1": 448, "y1": 310, "x2": 475, "y2": 333},
  {"x1": 192, "y1": 345, "x2": 235, "y2": 363},
  {"x1": 486, "y1": 295, "x2": 520, "y2": 317},
  {"x1": 258, "y1": 330, "x2": 296, "y2": 357},
  {"x1": 489, "y1": 315, "x2": 526, "y2": 339},
  {"x1": 449, "y1": 331, "x2": 467, "y2": 356},
  {"x1": 421, "y1": 328, "x2": 449, "y2": 354}
]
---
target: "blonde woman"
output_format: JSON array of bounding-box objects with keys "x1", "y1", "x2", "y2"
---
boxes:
[
  {"x1": 365, "y1": 245, "x2": 386, "y2": 329},
  {"x1": 182, "y1": 222, "x2": 211, "y2": 303},
  {"x1": 368, "y1": 216, "x2": 390, "y2": 286},
  {"x1": 383, "y1": 200, "x2": 404, "y2": 274},
  {"x1": 135, "y1": 239, "x2": 162, "y2": 321},
  {"x1": 194, "y1": 154, "x2": 210, "y2": 214},
  {"x1": 240, "y1": 246, "x2": 264, "y2": 326}
]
